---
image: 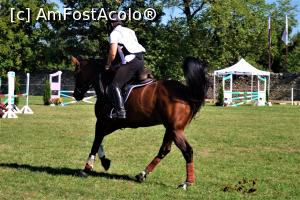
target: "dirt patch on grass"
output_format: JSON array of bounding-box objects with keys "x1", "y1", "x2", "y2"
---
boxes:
[{"x1": 223, "y1": 178, "x2": 257, "y2": 194}]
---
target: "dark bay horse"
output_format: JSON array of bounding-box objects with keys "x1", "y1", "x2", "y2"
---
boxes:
[{"x1": 72, "y1": 56, "x2": 208, "y2": 189}]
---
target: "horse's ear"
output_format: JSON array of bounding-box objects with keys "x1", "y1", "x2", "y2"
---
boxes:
[{"x1": 71, "y1": 56, "x2": 80, "y2": 67}]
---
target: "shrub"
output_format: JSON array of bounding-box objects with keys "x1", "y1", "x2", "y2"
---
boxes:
[
  {"x1": 215, "y1": 86, "x2": 224, "y2": 106},
  {"x1": 266, "y1": 88, "x2": 269, "y2": 102},
  {"x1": 43, "y1": 77, "x2": 51, "y2": 105}
]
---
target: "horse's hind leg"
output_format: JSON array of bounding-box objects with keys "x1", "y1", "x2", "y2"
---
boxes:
[
  {"x1": 136, "y1": 129, "x2": 173, "y2": 182},
  {"x1": 80, "y1": 120, "x2": 117, "y2": 176},
  {"x1": 172, "y1": 129, "x2": 195, "y2": 189}
]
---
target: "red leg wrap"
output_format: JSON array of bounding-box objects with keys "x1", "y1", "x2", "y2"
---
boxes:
[
  {"x1": 186, "y1": 162, "x2": 195, "y2": 183},
  {"x1": 146, "y1": 157, "x2": 161, "y2": 173}
]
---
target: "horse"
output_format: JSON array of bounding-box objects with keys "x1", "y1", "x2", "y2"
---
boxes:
[{"x1": 72, "y1": 56, "x2": 208, "y2": 189}]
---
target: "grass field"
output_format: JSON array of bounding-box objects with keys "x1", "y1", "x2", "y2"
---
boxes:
[{"x1": 0, "y1": 97, "x2": 299, "y2": 199}]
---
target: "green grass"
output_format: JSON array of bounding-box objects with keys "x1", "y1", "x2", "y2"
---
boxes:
[{"x1": 0, "y1": 97, "x2": 299, "y2": 199}]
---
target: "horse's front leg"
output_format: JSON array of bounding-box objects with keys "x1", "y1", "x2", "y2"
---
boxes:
[
  {"x1": 97, "y1": 144, "x2": 111, "y2": 171},
  {"x1": 83, "y1": 145, "x2": 110, "y2": 174},
  {"x1": 79, "y1": 119, "x2": 116, "y2": 177}
]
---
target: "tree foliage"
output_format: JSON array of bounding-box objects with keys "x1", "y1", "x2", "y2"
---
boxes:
[
  {"x1": 0, "y1": 0, "x2": 299, "y2": 78},
  {"x1": 0, "y1": 0, "x2": 56, "y2": 75}
]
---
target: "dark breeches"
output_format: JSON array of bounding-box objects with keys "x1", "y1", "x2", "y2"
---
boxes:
[{"x1": 112, "y1": 58, "x2": 144, "y2": 89}]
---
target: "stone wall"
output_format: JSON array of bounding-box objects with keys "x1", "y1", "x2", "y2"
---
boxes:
[{"x1": 1, "y1": 71, "x2": 300, "y2": 101}]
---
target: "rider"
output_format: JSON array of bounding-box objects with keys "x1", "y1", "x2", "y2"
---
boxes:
[{"x1": 105, "y1": 13, "x2": 146, "y2": 119}]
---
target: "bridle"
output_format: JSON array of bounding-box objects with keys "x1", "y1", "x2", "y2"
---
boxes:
[
  {"x1": 74, "y1": 68, "x2": 94, "y2": 97},
  {"x1": 73, "y1": 58, "x2": 104, "y2": 98}
]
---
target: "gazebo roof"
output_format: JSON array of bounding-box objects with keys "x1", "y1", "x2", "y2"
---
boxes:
[{"x1": 214, "y1": 59, "x2": 270, "y2": 76}]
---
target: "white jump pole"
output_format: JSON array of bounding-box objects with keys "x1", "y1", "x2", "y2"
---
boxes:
[
  {"x1": 20, "y1": 73, "x2": 33, "y2": 114},
  {"x1": 2, "y1": 71, "x2": 18, "y2": 118},
  {"x1": 291, "y1": 87, "x2": 294, "y2": 106},
  {"x1": 251, "y1": 74, "x2": 253, "y2": 100},
  {"x1": 230, "y1": 74, "x2": 233, "y2": 94},
  {"x1": 268, "y1": 75, "x2": 271, "y2": 102},
  {"x1": 213, "y1": 75, "x2": 216, "y2": 103}
]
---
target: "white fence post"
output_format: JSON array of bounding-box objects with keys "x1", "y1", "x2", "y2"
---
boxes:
[
  {"x1": 291, "y1": 87, "x2": 294, "y2": 106},
  {"x1": 20, "y1": 73, "x2": 33, "y2": 114},
  {"x1": 2, "y1": 71, "x2": 18, "y2": 118}
]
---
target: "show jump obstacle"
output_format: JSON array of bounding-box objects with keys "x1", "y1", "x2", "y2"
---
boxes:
[
  {"x1": 49, "y1": 71, "x2": 96, "y2": 106},
  {"x1": 221, "y1": 73, "x2": 267, "y2": 106},
  {"x1": 49, "y1": 71, "x2": 62, "y2": 100},
  {"x1": 213, "y1": 59, "x2": 270, "y2": 106},
  {"x1": 1, "y1": 71, "x2": 33, "y2": 119}
]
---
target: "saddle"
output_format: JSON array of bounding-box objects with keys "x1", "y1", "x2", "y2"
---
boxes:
[
  {"x1": 137, "y1": 68, "x2": 154, "y2": 82},
  {"x1": 120, "y1": 68, "x2": 154, "y2": 102},
  {"x1": 108, "y1": 68, "x2": 154, "y2": 118}
]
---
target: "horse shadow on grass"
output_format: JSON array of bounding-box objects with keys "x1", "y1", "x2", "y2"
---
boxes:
[{"x1": 0, "y1": 163, "x2": 136, "y2": 182}]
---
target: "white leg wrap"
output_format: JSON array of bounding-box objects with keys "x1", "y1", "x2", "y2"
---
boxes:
[
  {"x1": 86, "y1": 155, "x2": 96, "y2": 167},
  {"x1": 141, "y1": 170, "x2": 147, "y2": 177},
  {"x1": 98, "y1": 144, "x2": 105, "y2": 158},
  {"x1": 177, "y1": 182, "x2": 192, "y2": 190}
]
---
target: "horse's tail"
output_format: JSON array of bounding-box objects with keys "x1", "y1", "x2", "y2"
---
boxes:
[{"x1": 182, "y1": 57, "x2": 209, "y2": 117}]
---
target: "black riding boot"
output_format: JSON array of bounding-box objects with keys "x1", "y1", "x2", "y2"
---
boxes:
[{"x1": 107, "y1": 85, "x2": 126, "y2": 119}]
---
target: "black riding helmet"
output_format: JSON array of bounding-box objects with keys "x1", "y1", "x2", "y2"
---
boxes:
[{"x1": 107, "y1": 13, "x2": 123, "y2": 33}]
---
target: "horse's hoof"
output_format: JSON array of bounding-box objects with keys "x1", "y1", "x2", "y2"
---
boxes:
[
  {"x1": 135, "y1": 171, "x2": 147, "y2": 183},
  {"x1": 177, "y1": 182, "x2": 192, "y2": 190},
  {"x1": 77, "y1": 170, "x2": 89, "y2": 178},
  {"x1": 100, "y1": 157, "x2": 111, "y2": 171}
]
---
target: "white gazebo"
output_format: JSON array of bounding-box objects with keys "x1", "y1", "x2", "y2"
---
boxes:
[{"x1": 213, "y1": 59, "x2": 271, "y2": 106}]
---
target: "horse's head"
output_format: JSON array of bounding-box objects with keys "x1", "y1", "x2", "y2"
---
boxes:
[{"x1": 72, "y1": 56, "x2": 103, "y2": 101}]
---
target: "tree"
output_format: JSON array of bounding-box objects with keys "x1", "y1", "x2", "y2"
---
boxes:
[
  {"x1": 1, "y1": 0, "x2": 298, "y2": 78},
  {"x1": 57, "y1": 0, "x2": 167, "y2": 76},
  {"x1": 0, "y1": 0, "x2": 56, "y2": 76},
  {"x1": 267, "y1": 0, "x2": 298, "y2": 72},
  {"x1": 162, "y1": 0, "x2": 208, "y2": 29},
  {"x1": 200, "y1": 0, "x2": 273, "y2": 70},
  {"x1": 288, "y1": 33, "x2": 300, "y2": 72},
  {"x1": 161, "y1": 0, "x2": 299, "y2": 73}
]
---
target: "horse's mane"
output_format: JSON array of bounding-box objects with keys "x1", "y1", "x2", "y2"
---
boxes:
[
  {"x1": 87, "y1": 58, "x2": 106, "y2": 64},
  {"x1": 77, "y1": 57, "x2": 106, "y2": 73}
]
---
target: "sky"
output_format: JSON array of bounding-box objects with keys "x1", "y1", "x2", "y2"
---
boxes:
[{"x1": 51, "y1": 0, "x2": 299, "y2": 35}]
